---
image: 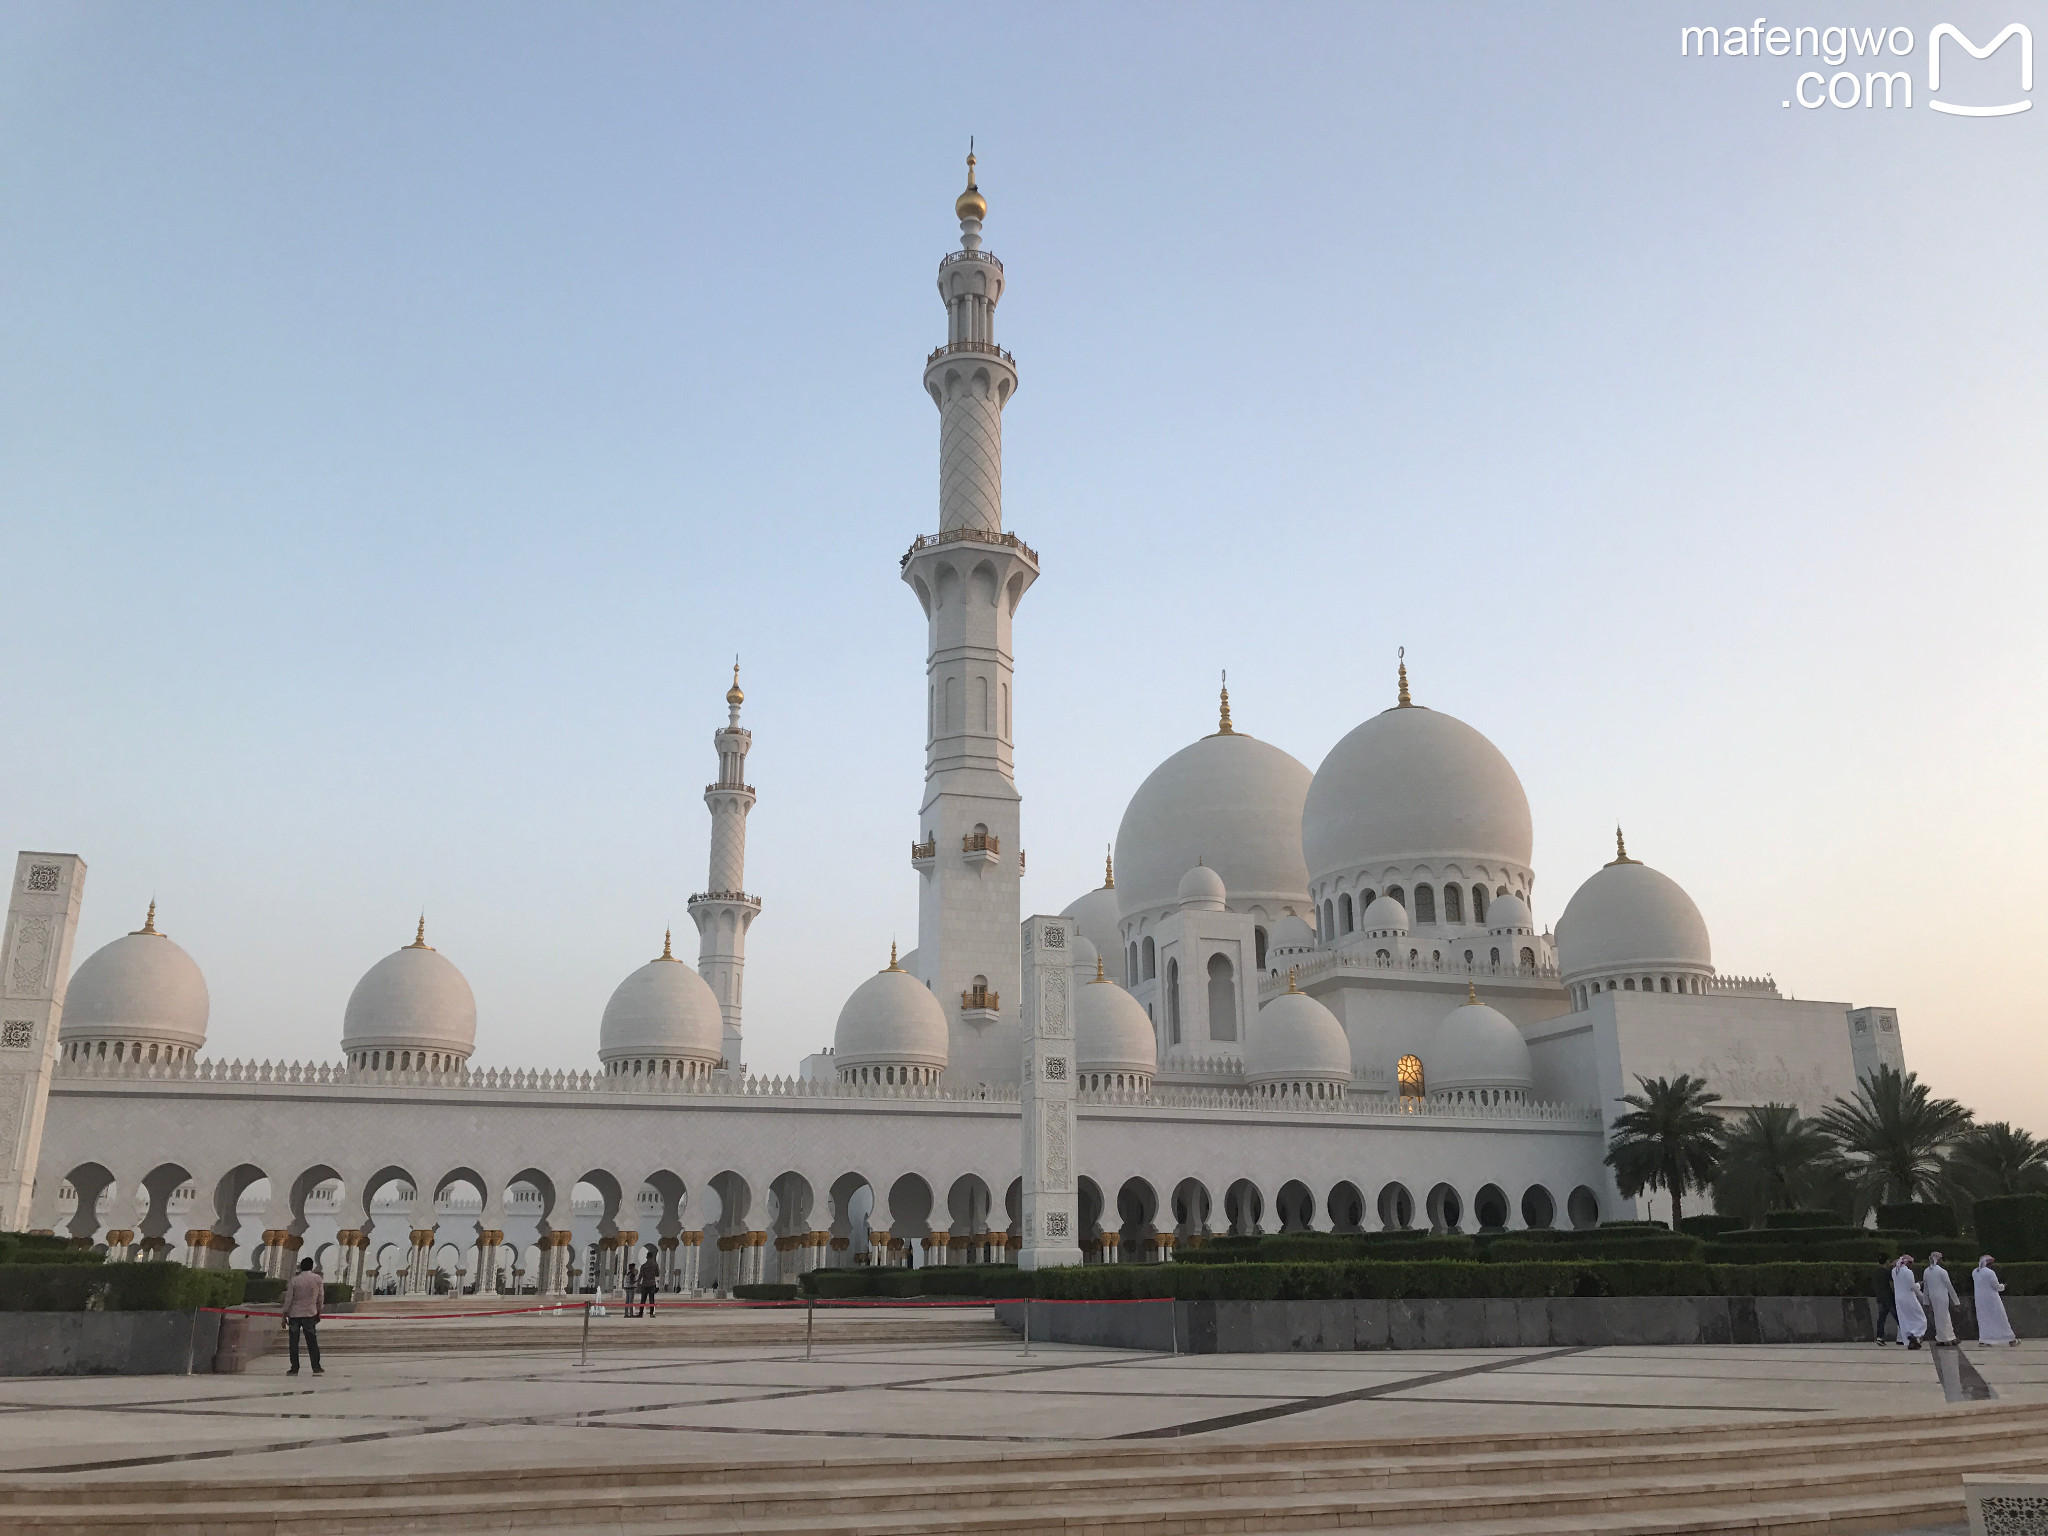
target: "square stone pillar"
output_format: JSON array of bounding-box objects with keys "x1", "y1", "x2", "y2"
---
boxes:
[
  {"x1": 1018, "y1": 914, "x2": 1081, "y2": 1270},
  {"x1": 0, "y1": 853, "x2": 86, "y2": 1233}
]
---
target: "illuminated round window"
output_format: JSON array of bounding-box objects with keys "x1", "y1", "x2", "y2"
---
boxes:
[{"x1": 1397, "y1": 1054, "x2": 1425, "y2": 1098}]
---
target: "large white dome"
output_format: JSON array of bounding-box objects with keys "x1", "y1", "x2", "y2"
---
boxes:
[
  {"x1": 1245, "y1": 985, "x2": 1352, "y2": 1089},
  {"x1": 1115, "y1": 723, "x2": 1311, "y2": 922},
  {"x1": 832, "y1": 954, "x2": 949, "y2": 1083},
  {"x1": 598, "y1": 934, "x2": 724, "y2": 1075},
  {"x1": 1427, "y1": 990, "x2": 1534, "y2": 1098},
  {"x1": 1555, "y1": 843, "x2": 1713, "y2": 983},
  {"x1": 1075, "y1": 967, "x2": 1157, "y2": 1081},
  {"x1": 61, "y1": 906, "x2": 209, "y2": 1055},
  {"x1": 342, "y1": 921, "x2": 477, "y2": 1068},
  {"x1": 1302, "y1": 693, "x2": 1533, "y2": 885}
]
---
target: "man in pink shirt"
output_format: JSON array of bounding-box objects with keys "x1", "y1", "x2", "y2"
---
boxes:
[{"x1": 282, "y1": 1257, "x2": 325, "y2": 1376}]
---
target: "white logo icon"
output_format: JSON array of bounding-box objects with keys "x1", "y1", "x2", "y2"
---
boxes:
[{"x1": 1928, "y1": 22, "x2": 2033, "y2": 115}]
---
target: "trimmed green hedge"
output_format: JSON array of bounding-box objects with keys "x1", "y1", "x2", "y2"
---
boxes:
[
  {"x1": 1975, "y1": 1195, "x2": 2048, "y2": 1263},
  {"x1": 732, "y1": 1283, "x2": 800, "y2": 1301},
  {"x1": 1484, "y1": 1232, "x2": 1704, "y2": 1263},
  {"x1": 1196, "y1": 1234, "x2": 1478, "y2": 1265},
  {"x1": 0, "y1": 1263, "x2": 246, "y2": 1312},
  {"x1": 241, "y1": 1276, "x2": 354, "y2": 1306},
  {"x1": 1679, "y1": 1216, "x2": 1745, "y2": 1238},
  {"x1": 1764, "y1": 1210, "x2": 1842, "y2": 1230},
  {"x1": 1878, "y1": 1203, "x2": 1957, "y2": 1239}
]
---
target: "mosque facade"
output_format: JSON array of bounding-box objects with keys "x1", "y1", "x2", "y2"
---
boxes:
[{"x1": 1, "y1": 162, "x2": 1906, "y2": 1294}]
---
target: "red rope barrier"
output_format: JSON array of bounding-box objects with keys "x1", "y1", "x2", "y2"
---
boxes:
[{"x1": 206, "y1": 1292, "x2": 1174, "y2": 1320}]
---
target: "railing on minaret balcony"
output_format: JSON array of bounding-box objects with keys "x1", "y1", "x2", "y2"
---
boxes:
[
  {"x1": 704, "y1": 781, "x2": 756, "y2": 796},
  {"x1": 938, "y1": 248, "x2": 1004, "y2": 274},
  {"x1": 899, "y1": 527, "x2": 1038, "y2": 571},
  {"x1": 961, "y1": 831, "x2": 999, "y2": 854},
  {"x1": 961, "y1": 984, "x2": 1000, "y2": 1013},
  {"x1": 688, "y1": 890, "x2": 762, "y2": 912},
  {"x1": 925, "y1": 340, "x2": 1015, "y2": 367},
  {"x1": 910, "y1": 838, "x2": 937, "y2": 869}
]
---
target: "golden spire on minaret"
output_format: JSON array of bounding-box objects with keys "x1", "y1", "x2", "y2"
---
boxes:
[
  {"x1": 1216, "y1": 671, "x2": 1235, "y2": 735},
  {"x1": 132, "y1": 900, "x2": 159, "y2": 937},
  {"x1": 1397, "y1": 647, "x2": 1412, "y2": 708},
  {"x1": 1103, "y1": 846, "x2": 1115, "y2": 890},
  {"x1": 407, "y1": 915, "x2": 433, "y2": 950},
  {"x1": 955, "y1": 142, "x2": 986, "y2": 222},
  {"x1": 726, "y1": 658, "x2": 743, "y2": 707},
  {"x1": 1609, "y1": 826, "x2": 1639, "y2": 866}
]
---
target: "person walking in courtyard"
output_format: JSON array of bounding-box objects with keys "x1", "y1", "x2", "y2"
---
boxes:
[
  {"x1": 1891, "y1": 1255, "x2": 1929, "y2": 1350},
  {"x1": 638, "y1": 1253, "x2": 659, "y2": 1317},
  {"x1": 1923, "y1": 1251, "x2": 1959, "y2": 1345},
  {"x1": 283, "y1": 1257, "x2": 324, "y2": 1376},
  {"x1": 1872, "y1": 1261, "x2": 1898, "y2": 1344},
  {"x1": 1975, "y1": 1256, "x2": 2019, "y2": 1346}
]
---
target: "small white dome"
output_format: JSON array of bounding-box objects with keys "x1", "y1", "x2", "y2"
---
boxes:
[
  {"x1": 1268, "y1": 914, "x2": 1317, "y2": 954},
  {"x1": 342, "y1": 922, "x2": 477, "y2": 1064},
  {"x1": 1555, "y1": 842, "x2": 1712, "y2": 982},
  {"x1": 1428, "y1": 992, "x2": 1534, "y2": 1096},
  {"x1": 598, "y1": 937, "x2": 723, "y2": 1070},
  {"x1": 1115, "y1": 728, "x2": 1311, "y2": 921},
  {"x1": 832, "y1": 956, "x2": 949, "y2": 1078},
  {"x1": 1060, "y1": 865, "x2": 1123, "y2": 967},
  {"x1": 1302, "y1": 697, "x2": 1533, "y2": 882},
  {"x1": 1177, "y1": 864, "x2": 1227, "y2": 911},
  {"x1": 1071, "y1": 935, "x2": 1100, "y2": 974},
  {"x1": 61, "y1": 908, "x2": 209, "y2": 1052},
  {"x1": 1486, "y1": 892, "x2": 1532, "y2": 933},
  {"x1": 1246, "y1": 985, "x2": 1352, "y2": 1086},
  {"x1": 1076, "y1": 972, "x2": 1157, "y2": 1078},
  {"x1": 1360, "y1": 895, "x2": 1410, "y2": 934}
]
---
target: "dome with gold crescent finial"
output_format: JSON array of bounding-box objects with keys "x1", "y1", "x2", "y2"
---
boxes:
[
  {"x1": 955, "y1": 150, "x2": 987, "y2": 223},
  {"x1": 62, "y1": 901, "x2": 210, "y2": 1058}
]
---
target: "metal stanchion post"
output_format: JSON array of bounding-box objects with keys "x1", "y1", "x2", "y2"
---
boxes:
[
  {"x1": 1022, "y1": 1296, "x2": 1033, "y2": 1358},
  {"x1": 579, "y1": 1299, "x2": 592, "y2": 1368},
  {"x1": 1169, "y1": 1297, "x2": 1178, "y2": 1356},
  {"x1": 805, "y1": 1296, "x2": 815, "y2": 1362}
]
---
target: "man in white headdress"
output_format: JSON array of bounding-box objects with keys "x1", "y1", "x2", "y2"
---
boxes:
[
  {"x1": 1975, "y1": 1255, "x2": 2019, "y2": 1346},
  {"x1": 1891, "y1": 1255, "x2": 1929, "y2": 1350},
  {"x1": 1922, "y1": 1250, "x2": 1959, "y2": 1345}
]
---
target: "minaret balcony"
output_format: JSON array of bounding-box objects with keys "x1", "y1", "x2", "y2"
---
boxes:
[
  {"x1": 938, "y1": 248, "x2": 1004, "y2": 274},
  {"x1": 960, "y1": 985, "x2": 1000, "y2": 1023},
  {"x1": 925, "y1": 339, "x2": 1015, "y2": 367},
  {"x1": 687, "y1": 890, "x2": 762, "y2": 913},
  {"x1": 899, "y1": 526, "x2": 1039, "y2": 571},
  {"x1": 910, "y1": 839, "x2": 936, "y2": 874},
  {"x1": 962, "y1": 832, "x2": 999, "y2": 869},
  {"x1": 704, "y1": 781, "x2": 756, "y2": 796}
]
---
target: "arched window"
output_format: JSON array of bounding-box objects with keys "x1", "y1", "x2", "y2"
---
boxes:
[
  {"x1": 1376, "y1": 949, "x2": 1390, "y2": 962},
  {"x1": 1361, "y1": 887, "x2": 1376, "y2": 910},
  {"x1": 1253, "y1": 927, "x2": 1268, "y2": 970},
  {"x1": 1521, "y1": 947, "x2": 1535, "y2": 970},
  {"x1": 1397, "y1": 1054, "x2": 1424, "y2": 1099},
  {"x1": 1142, "y1": 936, "x2": 1156, "y2": 981},
  {"x1": 1338, "y1": 894, "x2": 1353, "y2": 934},
  {"x1": 1408, "y1": 948, "x2": 1419, "y2": 964},
  {"x1": 1623, "y1": 977, "x2": 1636, "y2": 990},
  {"x1": 1387, "y1": 884, "x2": 1405, "y2": 908},
  {"x1": 1207, "y1": 953, "x2": 1238, "y2": 1042},
  {"x1": 1472, "y1": 885, "x2": 1488, "y2": 923},
  {"x1": 1322, "y1": 899, "x2": 1335, "y2": 938},
  {"x1": 1660, "y1": 976, "x2": 1671, "y2": 992},
  {"x1": 1641, "y1": 976, "x2": 1653, "y2": 991},
  {"x1": 1463, "y1": 950, "x2": 1474, "y2": 966},
  {"x1": 1496, "y1": 884, "x2": 1508, "y2": 898},
  {"x1": 1128, "y1": 942, "x2": 1140, "y2": 984},
  {"x1": 1166, "y1": 958, "x2": 1181, "y2": 1044},
  {"x1": 1443, "y1": 884, "x2": 1463, "y2": 924},
  {"x1": 1490, "y1": 947, "x2": 1500, "y2": 966},
  {"x1": 1413, "y1": 884, "x2": 1436, "y2": 924}
]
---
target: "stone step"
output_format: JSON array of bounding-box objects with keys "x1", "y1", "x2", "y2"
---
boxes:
[{"x1": 6, "y1": 1418, "x2": 2042, "y2": 1534}]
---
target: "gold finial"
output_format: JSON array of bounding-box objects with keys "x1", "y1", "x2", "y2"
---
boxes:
[
  {"x1": 726, "y1": 657, "x2": 743, "y2": 707},
  {"x1": 407, "y1": 915, "x2": 433, "y2": 950},
  {"x1": 1397, "y1": 647, "x2": 1412, "y2": 707},
  {"x1": 132, "y1": 899, "x2": 159, "y2": 937},
  {"x1": 1093, "y1": 954, "x2": 1106, "y2": 983},
  {"x1": 1287, "y1": 965, "x2": 1301, "y2": 994},
  {"x1": 886, "y1": 941, "x2": 903, "y2": 972},
  {"x1": 658, "y1": 928, "x2": 676, "y2": 961},
  {"x1": 1467, "y1": 979, "x2": 1479, "y2": 1006},
  {"x1": 955, "y1": 142, "x2": 987, "y2": 222},
  {"x1": 1609, "y1": 826, "x2": 1639, "y2": 865},
  {"x1": 1103, "y1": 846, "x2": 1114, "y2": 890},
  {"x1": 1216, "y1": 671, "x2": 1235, "y2": 735}
]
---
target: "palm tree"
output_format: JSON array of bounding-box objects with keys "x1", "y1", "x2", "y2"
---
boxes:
[
  {"x1": 1817, "y1": 1065, "x2": 1973, "y2": 1206},
  {"x1": 1605, "y1": 1073, "x2": 1725, "y2": 1227},
  {"x1": 1948, "y1": 1121, "x2": 2048, "y2": 1199},
  {"x1": 1712, "y1": 1103, "x2": 1846, "y2": 1225}
]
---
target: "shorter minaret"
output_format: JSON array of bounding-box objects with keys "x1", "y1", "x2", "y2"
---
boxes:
[{"x1": 688, "y1": 663, "x2": 761, "y2": 1073}]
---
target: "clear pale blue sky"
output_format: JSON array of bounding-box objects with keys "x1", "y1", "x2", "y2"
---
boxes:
[{"x1": 2, "y1": 3, "x2": 2042, "y2": 1125}]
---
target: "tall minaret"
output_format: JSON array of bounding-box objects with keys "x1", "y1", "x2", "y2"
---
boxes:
[
  {"x1": 901, "y1": 151, "x2": 1038, "y2": 1087},
  {"x1": 688, "y1": 663, "x2": 760, "y2": 1073}
]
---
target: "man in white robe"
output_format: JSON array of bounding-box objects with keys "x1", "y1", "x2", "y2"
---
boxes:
[
  {"x1": 1892, "y1": 1255, "x2": 1929, "y2": 1349},
  {"x1": 1975, "y1": 1256, "x2": 2018, "y2": 1346},
  {"x1": 1922, "y1": 1251, "x2": 1959, "y2": 1345}
]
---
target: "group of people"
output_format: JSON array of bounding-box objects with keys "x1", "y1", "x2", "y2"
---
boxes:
[
  {"x1": 622, "y1": 1260, "x2": 661, "y2": 1317},
  {"x1": 1876, "y1": 1252, "x2": 2018, "y2": 1349}
]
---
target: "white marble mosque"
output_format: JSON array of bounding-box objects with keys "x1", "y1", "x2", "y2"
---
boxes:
[{"x1": 1, "y1": 158, "x2": 1908, "y2": 1297}]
